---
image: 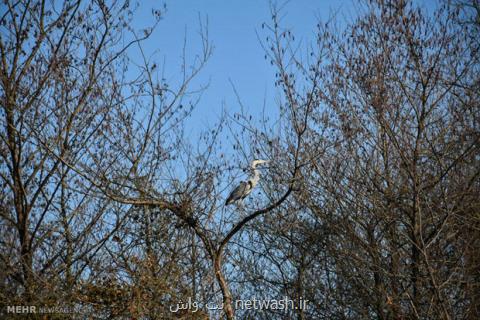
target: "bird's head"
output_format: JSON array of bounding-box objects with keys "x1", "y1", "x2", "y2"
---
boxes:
[{"x1": 250, "y1": 159, "x2": 270, "y2": 168}]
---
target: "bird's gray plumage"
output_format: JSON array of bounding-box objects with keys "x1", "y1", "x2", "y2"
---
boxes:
[
  {"x1": 225, "y1": 181, "x2": 253, "y2": 205},
  {"x1": 225, "y1": 159, "x2": 269, "y2": 206}
]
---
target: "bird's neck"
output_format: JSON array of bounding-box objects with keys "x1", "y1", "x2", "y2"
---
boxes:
[{"x1": 250, "y1": 168, "x2": 260, "y2": 185}]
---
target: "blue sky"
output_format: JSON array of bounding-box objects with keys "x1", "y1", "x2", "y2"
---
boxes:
[{"x1": 130, "y1": 0, "x2": 350, "y2": 136}]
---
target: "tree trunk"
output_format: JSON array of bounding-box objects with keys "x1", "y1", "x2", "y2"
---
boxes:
[{"x1": 214, "y1": 254, "x2": 235, "y2": 319}]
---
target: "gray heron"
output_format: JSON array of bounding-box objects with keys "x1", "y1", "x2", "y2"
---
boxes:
[{"x1": 225, "y1": 159, "x2": 270, "y2": 206}]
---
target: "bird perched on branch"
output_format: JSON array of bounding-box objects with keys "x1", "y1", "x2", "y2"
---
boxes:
[{"x1": 225, "y1": 159, "x2": 270, "y2": 206}]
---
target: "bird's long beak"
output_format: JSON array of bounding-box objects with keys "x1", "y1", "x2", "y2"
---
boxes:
[
  {"x1": 258, "y1": 160, "x2": 270, "y2": 168},
  {"x1": 251, "y1": 159, "x2": 271, "y2": 169}
]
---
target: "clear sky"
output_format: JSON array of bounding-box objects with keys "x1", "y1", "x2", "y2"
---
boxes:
[{"x1": 130, "y1": 0, "x2": 350, "y2": 137}]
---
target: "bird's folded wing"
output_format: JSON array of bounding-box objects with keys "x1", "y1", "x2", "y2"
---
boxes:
[{"x1": 226, "y1": 181, "x2": 251, "y2": 205}]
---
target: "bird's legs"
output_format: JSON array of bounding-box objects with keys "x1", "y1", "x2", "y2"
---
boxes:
[
  {"x1": 235, "y1": 199, "x2": 248, "y2": 216},
  {"x1": 236, "y1": 199, "x2": 244, "y2": 209}
]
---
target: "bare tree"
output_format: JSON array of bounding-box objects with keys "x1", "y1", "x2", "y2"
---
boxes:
[
  {"x1": 0, "y1": 0, "x2": 183, "y2": 315},
  {"x1": 237, "y1": 1, "x2": 479, "y2": 319},
  {"x1": 1, "y1": 0, "x2": 478, "y2": 319}
]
